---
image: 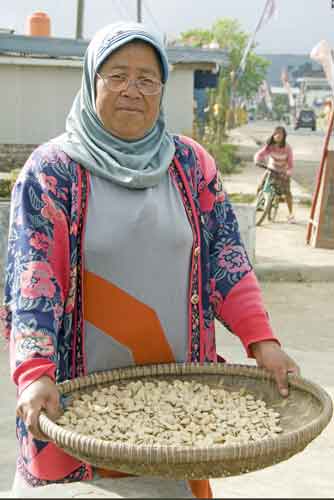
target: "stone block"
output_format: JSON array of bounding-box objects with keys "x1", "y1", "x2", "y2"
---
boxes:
[
  {"x1": 232, "y1": 203, "x2": 256, "y2": 263},
  {"x1": 0, "y1": 201, "x2": 10, "y2": 285}
]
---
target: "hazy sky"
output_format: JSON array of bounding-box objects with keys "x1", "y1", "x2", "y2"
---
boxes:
[{"x1": 1, "y1": 0, "x2": 334, "y2": 54}]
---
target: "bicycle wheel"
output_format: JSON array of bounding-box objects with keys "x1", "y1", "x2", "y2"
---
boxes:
[
  {"x1": 268, "y1": 194, "x2": 279, "y2": 222},
  {"x1": 255, "y1": 191, "x2": 272, "y2": 226}
]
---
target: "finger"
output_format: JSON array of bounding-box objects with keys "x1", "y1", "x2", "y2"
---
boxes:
[
  {"x1": 255, "y1": 359, "x2": 264, "y2": 369},
  {"x1": 16, "y1": 404, "x2": 24, "y2": 420},
  {"x1": 25, "y1": 408, "x2": 40, "y2": 438},
  {"x1": 26, "y1": 408, "x2": 49, "y2": 441},
  {"x1": 45, "y1": 399, "x2": 62, "y2": 422},
  {"x1": 287, "y1": 365, "x2": 301, "y2": 376},
  {"x1": 274, "y1": 368, "x2": 289, "y2": 397}
]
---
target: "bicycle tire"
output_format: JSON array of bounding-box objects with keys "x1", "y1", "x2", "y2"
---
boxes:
[
  {"x1": 255, "y1": 191, "x2": 272, "y2": 226},
  {"x1": 268, "y1": 194, "x2": 279, "y2": 222}
]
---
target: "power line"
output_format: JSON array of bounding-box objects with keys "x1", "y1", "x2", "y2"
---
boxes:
[
  {"x1": 137, "y1": 0, "x2": 142, "y2": 22},
  {"x1": 76, "y1": 0, "x2": 85, "y2": 39},
  {"x1": 113, "y1": 0, "x2": 132, "y2": 21},
  {"x1": 143, "y1": 0, "x2": 162, "y2": 32}
]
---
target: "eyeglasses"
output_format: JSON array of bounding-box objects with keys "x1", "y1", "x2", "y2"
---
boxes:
[{"x1": 96, "y1": 72, "x2": 163, "y2": 96}]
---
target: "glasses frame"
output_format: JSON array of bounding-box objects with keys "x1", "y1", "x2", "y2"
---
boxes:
[{"x1": 96, "y1": 72, "x2": 163, "y2": 96}]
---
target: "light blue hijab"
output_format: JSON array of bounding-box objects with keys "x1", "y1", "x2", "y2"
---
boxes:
[{"x1": 52, "y1": 22, "x2": 175, "y2": 189}]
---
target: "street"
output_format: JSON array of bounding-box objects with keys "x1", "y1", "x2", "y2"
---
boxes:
[
  {"x1": 212, "y1": 281, "x2": 334, "y2": 498},
  {"x1": 229, "y1": 119, "x2": 330, "y2": 192}
]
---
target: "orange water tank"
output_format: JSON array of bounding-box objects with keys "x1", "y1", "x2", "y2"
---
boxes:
[{"x1": 26, "y1": 11, "x2": 51, "y2": 37}]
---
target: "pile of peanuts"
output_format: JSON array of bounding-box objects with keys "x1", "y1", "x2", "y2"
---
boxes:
[{"x1": 57, "y1": 379, "x2": 283, "y2": 447}]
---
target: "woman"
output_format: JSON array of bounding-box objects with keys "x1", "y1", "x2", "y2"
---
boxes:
[
  {"x1": 2, "y1": 22, "x2": 299, "y2": 498},
  {"x1": 254, "y1": 126, "x2": 296, "y2": 223}
]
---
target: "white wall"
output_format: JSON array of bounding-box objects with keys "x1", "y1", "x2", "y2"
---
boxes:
[
  {"x1": 0, "y1": 61, "x2": 80, "y2": 144},
  {"x1": 164, "y1": 67, "x2": 194, "y2": 136},
  {"x1": 0, "y1": 57, "x2": 194, "y2": 144}
]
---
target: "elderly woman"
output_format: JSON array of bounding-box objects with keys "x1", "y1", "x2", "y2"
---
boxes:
[{"x1": 2, "y1": 22, "x2": 299, "y2": 498}]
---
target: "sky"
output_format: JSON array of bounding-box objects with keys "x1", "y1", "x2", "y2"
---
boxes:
[{"x1": 1, "y1": 0, "x2": 334, "y2": 55}]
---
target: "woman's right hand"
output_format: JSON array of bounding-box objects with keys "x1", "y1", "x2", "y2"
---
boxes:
[{"x1": 16, "y1": 376, "x2": 62, "y2": 441}]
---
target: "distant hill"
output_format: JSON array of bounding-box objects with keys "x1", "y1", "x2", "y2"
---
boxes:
[{"x1": 258, "y1": 54, "x2": 323, "y2": 86}]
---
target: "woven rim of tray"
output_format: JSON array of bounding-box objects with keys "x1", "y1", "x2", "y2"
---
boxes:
[{"x1": 39, "y1": 363, "x2": 333, "y2": 466}]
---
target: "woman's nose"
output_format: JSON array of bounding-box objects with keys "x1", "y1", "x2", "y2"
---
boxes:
[{"x1": 122, "y1": 79, "x2": 141, "y2": 97}]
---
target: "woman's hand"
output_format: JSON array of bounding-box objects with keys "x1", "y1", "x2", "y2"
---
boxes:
[
  {"x1": 250, "y1": 340, "x2": 300, "y2": 397},
  {"x1": 16, "y1": 376, "x2": 62, "y2": 441}
]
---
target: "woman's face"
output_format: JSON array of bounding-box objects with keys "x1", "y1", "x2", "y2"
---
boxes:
[
  {"x1": 273, "y1": 129, "x2": 284, "y2": 144},
  {"x1": 95, "y1": 41, "x2": 162, "y2": 141}
]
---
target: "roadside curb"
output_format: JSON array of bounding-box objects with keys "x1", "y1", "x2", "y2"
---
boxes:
[
  {"x1": 254, "y1": 264, "x2": 334, "y2": 283},
  {"x1": 234, "y1": 146, "x2": 257, "y2": 162}
]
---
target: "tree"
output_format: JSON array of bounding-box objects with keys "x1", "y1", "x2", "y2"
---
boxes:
[
  {"x1": 179, "y1": 18, "x2": 270, "y2": 138},
  {"x1": 272, "y1": 94, "x2": 289, "y2": 121}
]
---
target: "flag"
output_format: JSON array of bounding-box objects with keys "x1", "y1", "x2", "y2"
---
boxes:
[
  {"x1": 255, "y1": 0, "x2": 277, "y2": 33},
  {"x1": 258, "y1": 80, "x2": 273, "y2": 111},
  {"x1": 281, "y1": 68, "x2": 295, "y2": 107},
  {"x1": 310, "y1": 40, "x2": 334, "y2": 95},
  {"x1": 239, "y1": 0, "x2": 277, "y2": 74}
]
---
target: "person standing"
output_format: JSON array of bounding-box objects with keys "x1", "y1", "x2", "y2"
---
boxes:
[{"x1": 2, "y1": 22, "x2": 300, "y2": 498}]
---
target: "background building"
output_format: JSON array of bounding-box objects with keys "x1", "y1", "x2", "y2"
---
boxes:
[{"x1": 0, "y1": 33, "x2": 227, "y2": 171}]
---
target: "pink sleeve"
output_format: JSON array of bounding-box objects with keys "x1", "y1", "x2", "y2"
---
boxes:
[
  {"x1": 286, "y1": 145, "x2": 294, "y2": 176},
  {"x1": 254, "y1": 145, "x2": 271, "y2": 164},
  {"x1": 12, "y1": 358, "x2": 56, "y2": 396},
  {"x1": 218, "y1": 271, "x2": 280, "y2": 357}
]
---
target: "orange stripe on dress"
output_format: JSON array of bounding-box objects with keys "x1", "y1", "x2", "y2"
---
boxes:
[
  {"x1": 83, "y1": 270, "x2": 175, "y2": 364},
  {"x1": 84, "y1": 270, "x2": 211, "y2": 497}
]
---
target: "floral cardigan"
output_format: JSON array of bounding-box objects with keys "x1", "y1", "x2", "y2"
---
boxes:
[{"x1": 2, "y1": 135, "x2": 276, "y2": 485}]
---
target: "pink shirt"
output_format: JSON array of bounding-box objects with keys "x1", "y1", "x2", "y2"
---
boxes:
[{"x1": 254, "y1": 143, "x2": 294, "y2": 176}]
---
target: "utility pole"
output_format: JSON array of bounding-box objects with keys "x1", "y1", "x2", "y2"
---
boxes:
[
  {"x1": 76, "y1": 0, "x2": 85, "y2": 39},
  {"x1": 137, "y1": 0, "x2": 142, "y2": 22}
]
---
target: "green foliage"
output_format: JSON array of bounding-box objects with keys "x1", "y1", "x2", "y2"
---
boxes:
[
  {"x1": 180, "y1": 18, "x2": 269, "y2": 100},
  {"x1": 179, "y1": 28, "x2": 212, "y2": 47},
  {"x1": 272, "y1": 94, "x2": 289, "y2": 120},
  {"x1": 201, "y1": 141, "x2": 240, "y2": 175},
  {"x1": 211, "y1": 18, "x2": 248, "y2": 67},
  {"x1": 235, "y1": 52, "x2": 270, "y2": 99},
  {"x1": 179, "y1": 18, "x2": 270, "y2": 135},
  {"x1": 0, "y1": 168, "x2": 21, "y2": 199},
  {"x1": 0, "y1": 179, "x2": 11, "y2": 199}
]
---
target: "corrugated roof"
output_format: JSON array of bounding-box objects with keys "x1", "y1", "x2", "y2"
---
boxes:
[{"x1": 0, "y1": 34, "x2": 228, "y2": 66}]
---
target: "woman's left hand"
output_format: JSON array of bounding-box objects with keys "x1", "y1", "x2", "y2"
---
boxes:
[{"x1": 250, "y1": 340, "x2": 300, "y2": 397}]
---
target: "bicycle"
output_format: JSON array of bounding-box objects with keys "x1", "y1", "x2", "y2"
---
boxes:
[{"x1": 255, "y1": 162, "x2": 287, "y2": 227}]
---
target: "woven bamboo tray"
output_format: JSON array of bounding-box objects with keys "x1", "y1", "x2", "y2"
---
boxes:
[{"x1": 39, "y1": 363, "x2": 333, "y2": 479}]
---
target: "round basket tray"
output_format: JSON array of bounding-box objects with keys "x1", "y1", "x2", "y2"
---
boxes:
[{"x1": 39, "y1": 363, "x2": 333, "y2": 479}]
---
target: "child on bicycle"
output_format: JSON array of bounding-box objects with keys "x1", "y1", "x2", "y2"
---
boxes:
[{"x1": 254, "y1": 126, "x2": 296, "y2": 223}]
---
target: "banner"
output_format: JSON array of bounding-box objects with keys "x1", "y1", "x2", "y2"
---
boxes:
[
  {"x1": 239, "y1": 0, "x2": 277, "y2": 74},
  {"x1": 258, "y1": 80, "x2": 273, "y2": 111},
  {"x1": 281, "y1": 68, "x2": 295, "y2": 107},
  {"x1": 310, "y1": 40, "x2": 334, "y2": 95}
]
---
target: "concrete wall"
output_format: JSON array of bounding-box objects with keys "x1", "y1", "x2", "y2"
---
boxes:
[
  {"x1": 0, "y1": 201, "x2": 10, "y2": 285},
  {"x1": 164, "y1": 68, "x2": 194, "y2": 135},
  {"x1": 0, "y1": 144, "x2": 38, "y2": 171},
  {"x1": 232, "y1": 203, "x2": 256, "y2": 264},
  {"x1": 0, "y1": 57, "x2": 194, "y2": 147},
  {"x1": 0, "y1": 62, "x2": 80, "y2": 145}
]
